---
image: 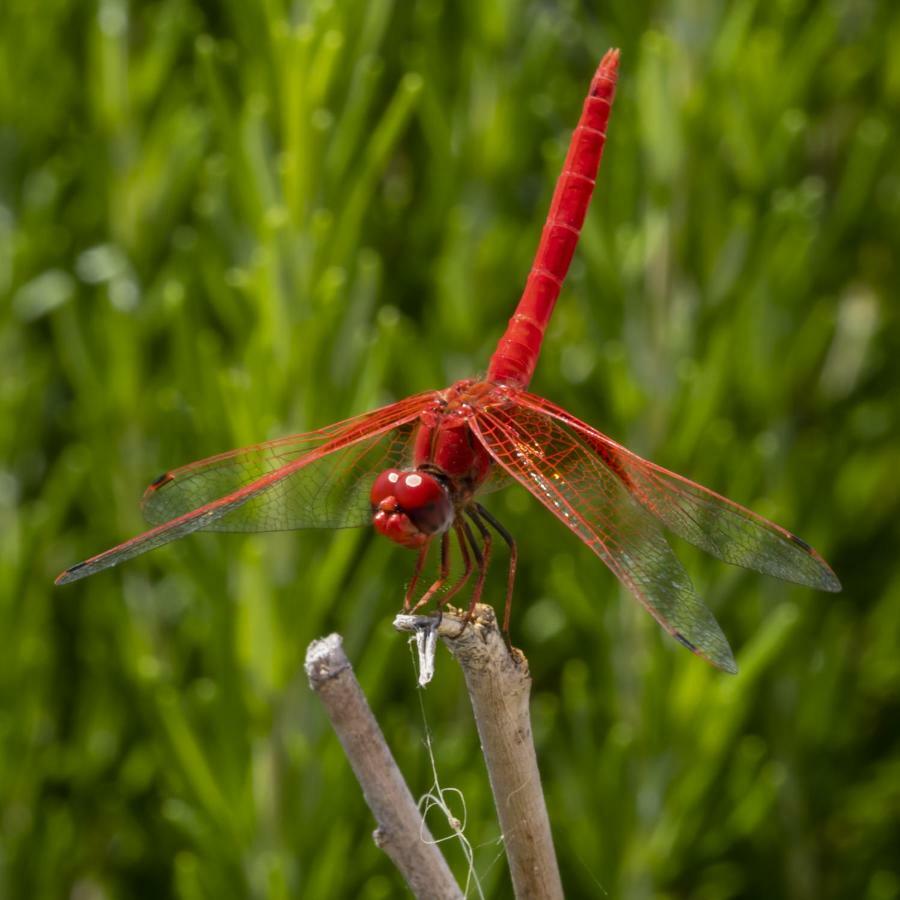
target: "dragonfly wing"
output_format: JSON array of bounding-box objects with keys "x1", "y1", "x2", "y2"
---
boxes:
[
  {"x1": 472, "y1": 401, "x2": 737, "y2": 673},
  {"x1": 56, "y1": 486, "x2": 272, "y2": 585},
  {"x1": 143, "y1": 397, "x2": 435, "y2": 531},
  {"x1": 187, "y1": 421, "x2": 420, "y2": 533},
  {"x1": 56, "y1": 392, "x2": 435, "y2": 584},
  {"x1": 514, "y1": 393, "x2": 841, "y2": 592},
  {"x1": 475, "y1": 464, "x2": 512, "y2": 496}
]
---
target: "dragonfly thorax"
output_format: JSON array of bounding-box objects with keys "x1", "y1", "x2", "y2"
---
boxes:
[{"x1": 370, "y1": 468, "x2": 454, "y2": 549}]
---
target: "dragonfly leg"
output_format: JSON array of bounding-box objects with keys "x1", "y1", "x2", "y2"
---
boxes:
[
  {"x1": 404, "y1": 540, "x2": 432, "y2": 611},
  {"x1": 436, "y1": 522, "x2": 474, "y2": 610},
  {"x1": 475, "y1": 503, "x2": 518, "y2": 636},
  {"x1": 453, "y1": 508, "x2": 492, "y2": 636},
  {"x1": 412, "y1": 520, "x2": 477, "y2": 616},
  {"x1": 409, "y1": 531, "x2": 451, "y2": 614}
]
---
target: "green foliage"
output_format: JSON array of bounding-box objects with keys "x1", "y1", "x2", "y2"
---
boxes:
[{"x1": 3, "y1": 0, "x2": 899, "y2": 897}]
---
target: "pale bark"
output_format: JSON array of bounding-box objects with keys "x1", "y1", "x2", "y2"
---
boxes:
[
  {"x1": 305, "y1": 634, "x2": 463, "y2": 900},
  {"x1": 395, "y1": 606, "x2": 563, "y2": 900}
]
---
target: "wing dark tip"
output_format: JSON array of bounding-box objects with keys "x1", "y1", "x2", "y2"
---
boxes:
[
  {"x1": 55, "y1": 561, "x2": 86, "y2": 585},
  {"x1": 674, "y1": 632, "x2": 699, "y2": 653},
  {"x1": 789, "y1": 533, "x2": 813, "y2": 554},
  {"x1": 786, "y1": 533, "x2": 842, "y2": 592},
  {"x1": 148, "y1": 472, "x2": 174, "y2": 490},
  {"x1": 674, "y1": 631, "x2": 738, "y2": 675}
]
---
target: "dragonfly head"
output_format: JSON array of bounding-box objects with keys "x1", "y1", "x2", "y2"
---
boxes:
[{"x1": 370, "y1": 469, "x2": 453, "y2": 549}]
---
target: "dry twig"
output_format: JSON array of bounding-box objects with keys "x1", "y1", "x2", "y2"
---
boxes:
[
  {"x1": 395, "y1": 606, "x2": 563, "y2": 900},
  {"x1": 305, "y1": 634, "x2": 463, "y2": 900}
]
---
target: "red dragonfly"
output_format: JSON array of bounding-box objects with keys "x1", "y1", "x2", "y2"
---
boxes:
[{"x1": 56, "y1": 50, "x2": 840, "y2": 672}]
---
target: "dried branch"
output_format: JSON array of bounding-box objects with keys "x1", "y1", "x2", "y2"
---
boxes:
[
  {"x1": 395, "y1": 606, "x2": 563, "y2": 900},
  {"x1": 305, "y1": 634, "x2": 463, "y2": 900}
]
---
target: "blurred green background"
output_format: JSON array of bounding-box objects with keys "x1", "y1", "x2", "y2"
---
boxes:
[{"x1": 3, "y1": 0, "x2": 899, "y2": 897}]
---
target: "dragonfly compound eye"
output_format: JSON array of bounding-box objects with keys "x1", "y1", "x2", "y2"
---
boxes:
[
  {"x1": 370, "y1": 469, "x2": 453, "y2": 548},
  {"x1": 370, "y1": 469, "x2": 404, "y2": 506},
  {"x1": 393, "y1": 471, "x2": 444, "y2": 509}
]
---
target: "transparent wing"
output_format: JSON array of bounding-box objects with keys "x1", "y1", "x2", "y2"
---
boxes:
[
  {"x1": 472, "y1": 400, "x2": 737, "y2": 673},
  {"x1": 475, "y1": 463, "x2": 512, "y2": 496},
  {"x1": 514, "y1": 392, "x2": 841, "y2": 592},
  {"x1": 142, "y1": 393, "x2": 437, "y2": 531},
  {"x1": 56, "y1": 392, "x2": 435, "y2": 584}
]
